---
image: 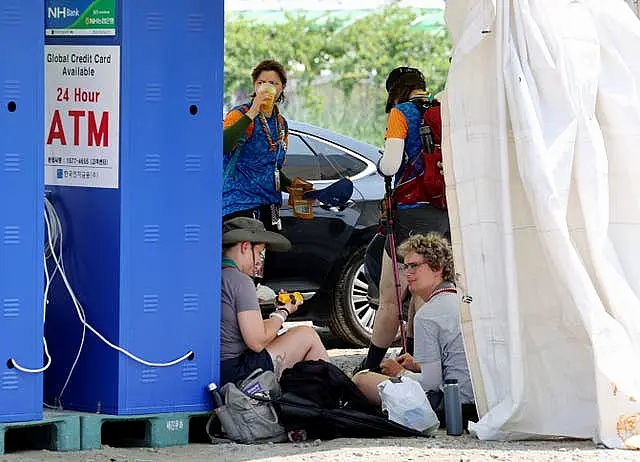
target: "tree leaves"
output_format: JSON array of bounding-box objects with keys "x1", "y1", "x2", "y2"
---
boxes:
[{"x1": 224, "y1": 6, "x2": 452, "y2": 145}]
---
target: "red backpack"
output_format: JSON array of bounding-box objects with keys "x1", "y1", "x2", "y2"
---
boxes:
[{"x1": 392, "y1": 100, "x2": 447, "y2": 211}]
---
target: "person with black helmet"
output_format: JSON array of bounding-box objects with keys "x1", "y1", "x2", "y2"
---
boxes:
[
  {"x1": 358, "y1": 66, "x2": 450, "y2": 373},
  {"x1": 220, "y1": 217, "x2": 328, "y2": 387}
]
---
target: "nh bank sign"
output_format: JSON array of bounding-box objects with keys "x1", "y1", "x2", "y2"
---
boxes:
[
  {"x1": 47, "y1": 6, "x2": 81, "y2": 19},
  {"x1": 45, "y1": 0, "x2": 116, "y2": 36}
]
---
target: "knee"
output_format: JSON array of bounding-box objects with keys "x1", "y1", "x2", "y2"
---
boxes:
[
  {"x1": 352, "y1": 371, "x2": 366, "y2": 387},
  {"x1": 289, "y1": 325, "x2": 321, "y2": 343},
  {"x1": 289, "y1": 325, "x2": 314, "y2": 335}
]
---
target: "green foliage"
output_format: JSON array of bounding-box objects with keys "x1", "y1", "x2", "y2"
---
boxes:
[{"x1": 224, "y1": 7, "x2": 452, "y2": 146}]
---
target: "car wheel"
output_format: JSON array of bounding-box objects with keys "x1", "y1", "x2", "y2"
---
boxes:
[{"x1": 329, "y1": 246, "x2": 377, "y2": 347}]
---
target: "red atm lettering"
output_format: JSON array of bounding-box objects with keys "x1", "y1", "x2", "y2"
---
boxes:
[
  {"x1": 88, "y1": 111, "x2": 109, "y2": 147},
  {"x1": 46, "y1": 110, "x2": 109, "y2": 147},
  {"x1": 47, "y1": 110, "x2": 67, "y2": 145}
]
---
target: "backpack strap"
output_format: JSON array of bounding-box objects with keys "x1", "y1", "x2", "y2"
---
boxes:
[
  {"x1": 224, "y1": 104, "x2": 289, "y2": 180},
  {"x1": 393, "y1": 100, "x2": 433, "y2": 189},
  {"x1": 398, "y1": 151, "x2": 424, "y2": 184},
  {"x1": 392, "y1": 100, "x2": 446, "y2": 208},
  {"x1": 236, "y1": 104, "x2": 254, "y2": 136},
  {"x1": 410, "y1": 98, "x2": 440, "y2": 116},
  {"x1": 235, "y1": 104, "x2": 288, "y2": 145},
  {"x1": 224, "y1": 104, "x2": 253, "y2": 180}
]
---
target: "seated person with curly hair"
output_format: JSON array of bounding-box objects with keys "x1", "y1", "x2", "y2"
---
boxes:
[{"x1": 353, "y1": 233, "x2": 477, "y2": 429}]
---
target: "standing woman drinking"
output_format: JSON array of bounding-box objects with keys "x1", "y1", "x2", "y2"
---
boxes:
[{"x1": 222, "y1": 59, "x2": 291, "y2": 232}]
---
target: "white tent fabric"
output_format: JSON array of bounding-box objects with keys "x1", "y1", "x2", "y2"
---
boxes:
[
  {"x1": 625, "y1": 0, "x2": 640, "y2": 16},
  {"x1": 442, "y1": 0, "x2": 640, "y2": 449}
]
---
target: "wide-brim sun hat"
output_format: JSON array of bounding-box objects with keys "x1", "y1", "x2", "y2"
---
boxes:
[{"x1": 222, "y1": 217, "x2": 291, "y2": 252}]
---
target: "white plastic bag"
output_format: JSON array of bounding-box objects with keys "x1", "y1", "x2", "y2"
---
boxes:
[{"x1": 378, "y1": 377, "x2": 440, "y2": 433}]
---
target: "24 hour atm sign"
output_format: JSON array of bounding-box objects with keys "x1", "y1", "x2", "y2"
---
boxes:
[{"x1": 45, "y1": 45, "x2": 120, "y2": 189}]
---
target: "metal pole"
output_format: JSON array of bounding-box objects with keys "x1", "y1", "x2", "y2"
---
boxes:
[{"x1": 383, "y1": 176, "x2": 407, "y2": 353}]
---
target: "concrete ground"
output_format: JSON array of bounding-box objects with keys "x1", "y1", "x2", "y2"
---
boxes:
[{"x1": 2, "y1": 327, "x2": 639, "y2": 461}]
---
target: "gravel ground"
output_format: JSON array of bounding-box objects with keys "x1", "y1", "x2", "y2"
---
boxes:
[{"x1": 3, "y1": 328, "x2": 640, "y2": 462}]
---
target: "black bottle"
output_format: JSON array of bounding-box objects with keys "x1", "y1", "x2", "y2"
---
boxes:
[{"x1": 207, "y1": 382, "x2": 224, "y2": 410}]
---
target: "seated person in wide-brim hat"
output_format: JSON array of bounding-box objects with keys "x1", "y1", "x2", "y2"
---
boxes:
[{"x1": 220, "y1": 217, "x2": 328, "y2": 386}]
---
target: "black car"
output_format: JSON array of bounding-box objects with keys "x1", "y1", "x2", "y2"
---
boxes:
[{"x1": 263, "y1": 121, "x2": 385, "y2": 346}]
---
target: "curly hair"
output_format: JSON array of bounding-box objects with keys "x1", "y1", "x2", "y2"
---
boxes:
[
  {"x1": 251, "y1": 59, "x2": 288, "y2": 104},
  {"x1": 397, "y1": 233, "x2": 455, "y2": 283}
]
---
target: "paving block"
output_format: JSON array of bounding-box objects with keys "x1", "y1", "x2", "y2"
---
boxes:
[
  {"x1": 79, "y1": 411, "x2": 211, "y2": 450},
  {"x1": 0, "y1": 411, "x2": 80, "y2": 455}
]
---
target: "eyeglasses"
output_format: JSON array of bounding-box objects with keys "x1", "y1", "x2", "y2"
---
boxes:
[{"x1": 400, "y1": 262, "x2": 430, "y2": 272}]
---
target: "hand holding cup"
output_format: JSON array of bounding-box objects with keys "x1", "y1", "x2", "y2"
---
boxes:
[
  {"x1": 247, "y1": 83, "x2": 277, "y2": 119},
  {"x1": 258, "y1": 82, "x2": 277, "y2": 113}
]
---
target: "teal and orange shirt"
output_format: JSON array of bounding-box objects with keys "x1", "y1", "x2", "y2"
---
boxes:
[
  {"x1": 222, "y1": 104, "x2": 289, "y2": 216},
  {"x1": 385, "y1": 98, "x2": 427, "y2": 187}
]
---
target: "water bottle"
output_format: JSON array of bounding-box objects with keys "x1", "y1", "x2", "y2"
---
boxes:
[
  {"x1": 443, "y1": 379, "x2": 463, "y2": 436},
  {"x1": 419, "y1": 123, "x2": 435, "y2": 153},
  {"x1": 207, "y1": 382, "x2": 224, "y2": 410},
  {"x1": 206, "y1": 382, "x2": 235, "y2": 437}
]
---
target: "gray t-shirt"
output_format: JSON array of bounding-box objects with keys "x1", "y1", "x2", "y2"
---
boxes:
[
  {"x1": 413, "y1": 283, "x2": 474, "y2": 403},
  {"x1": 220, "y1": 266, "x2": 261, "y2": 361}
]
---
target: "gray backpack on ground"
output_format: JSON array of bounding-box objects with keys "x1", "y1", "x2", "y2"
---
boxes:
[{"x1": 206, "y1": 368, "x2": 287, "y2": 444}]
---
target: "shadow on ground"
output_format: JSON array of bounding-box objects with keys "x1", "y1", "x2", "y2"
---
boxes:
[{"x1": 315, "y1": 326, "x2": 359, "y2": 350}]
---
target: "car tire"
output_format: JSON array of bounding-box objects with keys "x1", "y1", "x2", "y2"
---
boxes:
[{"x1": 329, "y1": 246, "x2": 377, "y2": 347}]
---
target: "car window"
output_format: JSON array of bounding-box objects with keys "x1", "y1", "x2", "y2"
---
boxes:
[
  {"x1": 303, "y1": 137, "x2": 368, "y2": 180},
  {"x1": 283, "y1": 134, "x2": 321, "y2": 180}
]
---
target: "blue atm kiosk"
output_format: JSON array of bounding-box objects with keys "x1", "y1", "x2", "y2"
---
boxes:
[
  {"x1": 44, "y1": 0, "x2": 223, "y2": 415},
  {"x1": 0, "y1": 0, "x2": 45, "y2": 423}
]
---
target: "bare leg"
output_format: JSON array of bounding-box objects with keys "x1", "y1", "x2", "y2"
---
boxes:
[
  {"x1": 266, "y1": 325, "x2": 328, "y2": 378},
  {"x1": 371, "y1": 251, "x2": 409, "y2": 348},
  {"x1": 352, "y1": 371, "x2": 390, "y2": 406},
  {"x1": 406, "y1": 292, "x2": 425, "y2": 339}
]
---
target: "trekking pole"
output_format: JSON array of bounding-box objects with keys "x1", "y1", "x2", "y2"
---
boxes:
[{"x1": 384, "y1": 175, "x2": 407, "y2": 353}]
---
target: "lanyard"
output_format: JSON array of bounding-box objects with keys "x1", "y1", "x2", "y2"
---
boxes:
[{"x1": 222, "y1": 258, "x2": 239, "y2": 270}]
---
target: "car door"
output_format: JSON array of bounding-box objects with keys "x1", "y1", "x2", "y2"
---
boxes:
[{"x1": 265, "y1": 132, "x2": 367, "y2": 292}]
